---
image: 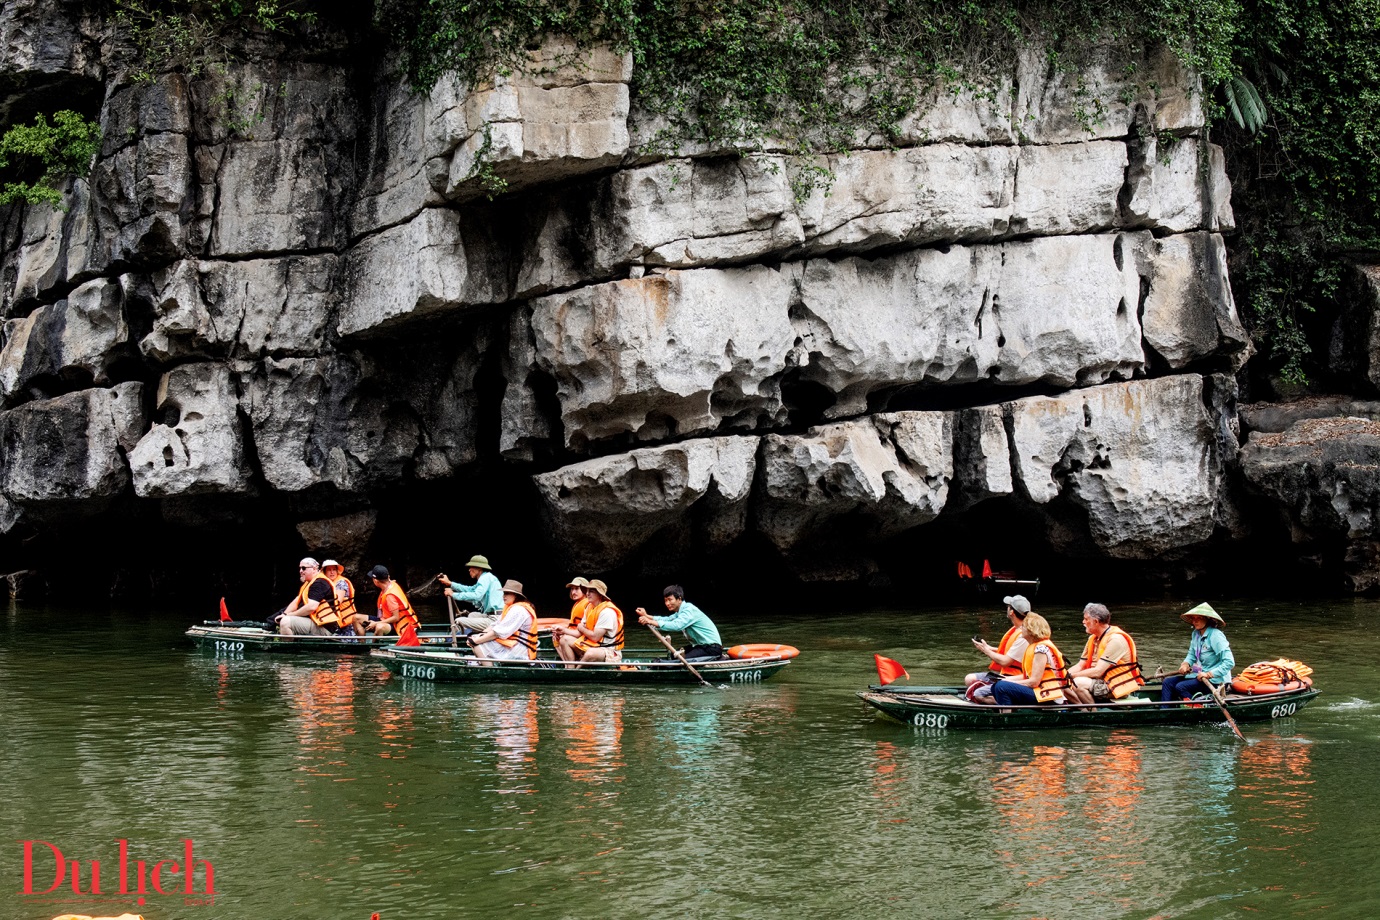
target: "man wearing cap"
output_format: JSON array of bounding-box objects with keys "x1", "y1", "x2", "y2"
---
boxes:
[
  {"x1": 467, "y1": 580, "x2": 539, "y2": 661},
  {"x1": 439, "y1": 555, "x2": 503, "y2": 634},
  {"x1": 637, "y1": 585, "x2": 724, "y2": 660},
  {"x1": 361, "y1": 565, "x2": 419, "y2": 638},
  {"x1": 1161, "y1": 603, "x2": 1235, "y2": 703},
  {"x1": 965, "y1": 595, "x2": 1032, "y2": 704},
  {"x1": 557, "y1": 579, "x2": 624, "y2": 664},
  {"x1": 551, "y1": 577, "x2": 592, "y2": 663},
  {"x1": 1065, "y1": 603, "x2": 1143, "y2": 705},
  {"x1": 278, "y1": 557, "x2": 340, "y2": 636}
]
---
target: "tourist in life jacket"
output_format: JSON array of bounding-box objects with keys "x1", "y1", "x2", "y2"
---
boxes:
[
  {"x1": 990, "y1": 612, "x2": 1071, "y2": 706},
  {"x1": 637, "y1": 585, "x2": 725, "y2": 661},
  {"x1": 558, "y1": 578, "x2": 625, "y2": 664},
  {"x1": 277, "y1": 557, "x2": 340, "y2": 636},
  {"x1": 362, "y1": 565, "x2": 419, "y2": 637},
  {"x1": 319, "y1": 560, "x2": 361, "y2": 634},
  {"x1": 1161, "y1": 603, "x2": 1235, "y2": 703},
  {"x1": 439, "y1": 554, "x2": 504, "y2": 634},
  {"x1": 550, "y1": 576, "x2": 592, "y2": 663},
  {"x1": 966, "y1": 595, "x2": 1032, "y2": 704},
  {"x1": 466, "y1": 579, "x2": 539, "y2": 661},
  {"x1": 1064, "y1": 603, "x2": 1144, "y2": 705}
]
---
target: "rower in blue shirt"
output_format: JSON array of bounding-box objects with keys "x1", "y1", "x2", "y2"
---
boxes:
[
  {"x1": 636, "y1": 585, "x2": 725, "y2": 661},
  {"x1": 439, "y1": 555, "x2": 504, "y2": 633}
]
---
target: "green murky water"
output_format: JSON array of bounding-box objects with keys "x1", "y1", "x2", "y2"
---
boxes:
[{"x1": 0, "y1": 598, "x2": 1374, "y2": 920}]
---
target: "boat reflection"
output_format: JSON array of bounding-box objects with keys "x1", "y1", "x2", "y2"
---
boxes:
[
  {"x1": 468, "y1": 691, "x2": 541, "y2": 796},
  {"x1": 560, "y1": 695, "x2": 625, "y2": 787},
  {"x1": 280, "y1": 660, "x2": 360, "y2": 780},
  {"x1": 1238, "y1": 735, "x2": 1316, "y2": 844}
]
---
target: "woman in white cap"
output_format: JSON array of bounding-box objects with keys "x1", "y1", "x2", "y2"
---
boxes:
[
  {"x1": 1161, "y1": 603, "x2": 1235, "y2": 703},
  {"x1": 467, "y1": 580, "x2": 539, "y2": 661}
]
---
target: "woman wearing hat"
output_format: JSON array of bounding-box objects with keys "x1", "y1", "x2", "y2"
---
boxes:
[
  {"x1": 467, "y1": 580, "x2": 539, "y2": 661},
  {"x1": 1161, "y1": 603, "x2": 1236, "y2": 703},
  {"x1": 439, "y1": 555, "x2": 504, "y2": 634}
]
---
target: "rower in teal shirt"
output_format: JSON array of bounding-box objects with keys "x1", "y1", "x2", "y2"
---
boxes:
[
  {"x1": 439, "y1": 554, "x2": 504, "y2": 632},
  {"x1": 1161, "y1": 602, "x2": 1236, "y2": 702},
  {"x1": 637, "y1": 585, "x2": 725, "y2": 659}
]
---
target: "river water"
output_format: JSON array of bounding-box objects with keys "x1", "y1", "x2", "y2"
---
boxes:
[{"x1": 0, "y1": 598, "x2": 1375, "y2": 920}]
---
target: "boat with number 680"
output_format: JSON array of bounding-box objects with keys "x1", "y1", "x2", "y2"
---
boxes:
[
  {"x1": 372, "y1": 646, "x2": 793, "y2": 685},
  {"x1": 858, "y1": 682, "x2": 1320, "y2": 730}
]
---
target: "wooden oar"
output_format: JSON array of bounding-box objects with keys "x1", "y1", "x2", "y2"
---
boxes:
[
  {"x1": 445, "y1": 591, "x2": 459, "y2": 648},
  {"x1": 1202, "y1": 677, "x2": 1247, "y2": 742},
  {"x1": 645, "y1": 622, "x2": 716, "y2": 690},
  {"x1": 1155, "y1": 667, "x2": 1245, "y2": 741}
]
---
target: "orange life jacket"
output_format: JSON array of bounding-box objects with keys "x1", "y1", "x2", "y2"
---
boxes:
[
  {"x1": 588, "y1": 600, "x2": 624, "y2": 650},
  {"x1": 1023, "y1": 640, "x2": 1071, "y2": 703},
  {"x1": 494, "y1": 600, "x2": 539, "y2": 659},
  {"x1": 569, "y1": 597, "x2": 590, "y2": 628},
  {"x1": 330, "y1": 576, "x2": 358, "y2": 622},
  {"x1": 992, "y1": 626, "x2": 1025, "y2": 677},
  {"x1": 298, "y1": 573, "x2": 341, "y2": 626},
  {"x1": 1079, "y1": 626, "x2": 1144, "y2": 699},
  {"x1": 377, "y1": 581, "x2": 418, "y2": 632}
]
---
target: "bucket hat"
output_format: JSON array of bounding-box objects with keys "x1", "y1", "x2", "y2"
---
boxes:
[
  {"x1": 501, "y1": 579, "x2": 525, "y2": 598},
  {"x1": 586, "y1": 579, "x2": 609, "y2": 597},
  {"x1": 565, "y1": 576, "x2": 590, "y2": 589}
]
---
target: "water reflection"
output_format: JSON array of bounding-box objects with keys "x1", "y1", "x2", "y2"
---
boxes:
[
  {"x1": 1239, "y1": 736, "x2": 1316, "y2": 843},
  {"x1": 560, "y1": 695, "x2": 625, "y2": 787},
  {"x1": 469, "y1": 691, "x2": 541, "y2": 796},
  {"x1": 280, "y1": 661, "x2": 360, "y2": 780}
]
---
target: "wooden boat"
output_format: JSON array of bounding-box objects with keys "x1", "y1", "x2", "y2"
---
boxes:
[
  {"x1": 858, "y1": 683, "x2": 1320, "y2": 730},
  {"x1": 372, "y1": 646, "x2": 793, "y2": 685},
  {"x1": 187, "y1": 623, "x2": 460, "y2": 655},
  {"x1": 187, "y1": 617, "x2": 600, "y2": 655}
]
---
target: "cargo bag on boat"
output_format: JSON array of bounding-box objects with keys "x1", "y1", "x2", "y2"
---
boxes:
[{"x1": 1231, "y1": 658, "x2": 1314, "y2": 695}]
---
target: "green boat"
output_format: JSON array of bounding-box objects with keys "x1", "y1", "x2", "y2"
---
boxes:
[
  {"x1": 187, "y1": 624, "x2": 460, "y2": 655},
  {"x1": 372, "y1": 646, "x2": 793, "y2": 685},
  {"x1": 858, "y1": 683, "x2": 1320, "y2": 730}
]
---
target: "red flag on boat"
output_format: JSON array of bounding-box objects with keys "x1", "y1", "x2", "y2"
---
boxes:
[
  {"x1": 981, "y1": 558, "x2": 992, "y2": 579},
  {"x1": 396, "y1": 623, "x2": 421, "y2": 647},
  {"x1": 219, "y1": 597, "x2": 231, "y2": 622},
  {"x1": 874, "y1": 654, "x2": 909, "y2": 685}
]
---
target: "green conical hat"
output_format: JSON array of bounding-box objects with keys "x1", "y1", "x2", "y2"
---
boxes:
[{"x1": 1180, "y1": 602, "x2": 1225, "y2": 627}]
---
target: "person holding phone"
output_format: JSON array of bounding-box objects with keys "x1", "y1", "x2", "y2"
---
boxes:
[{"x1": 964, "y1": 595, "x2": 1032, "y2": 704}]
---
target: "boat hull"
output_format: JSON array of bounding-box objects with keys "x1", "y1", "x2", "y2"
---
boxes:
[
  {"x1": 858, "y1": 684, "x2": 1320, "y2": 730},
  {"x1": 187, "y1": 624, "x2": 459, "y2": 655},
  {"x1": 373, "y1": 647, "x2": 791, "y2": 685}
]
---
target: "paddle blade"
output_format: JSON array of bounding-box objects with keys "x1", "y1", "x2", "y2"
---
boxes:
[
  {"x1": 219, "y1": 597, "x2": 231, "y2": 622},
  {"x1": 396, "y1": 623, "x2": 421, "y2": 647},
  {"x1": 874, "y1": 654, "x2": 909, "y2": 685}
]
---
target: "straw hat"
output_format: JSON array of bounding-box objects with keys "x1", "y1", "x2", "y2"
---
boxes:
[
  {"x1": 501, "y1": 579, "x2": 525, "y2": 598},
  {"x1": 1180, "y1": 602, "x2": 1225, "y2": 627},
  {"x1": 466, "y1": 555, "x2": 492, "y2": 571},
  {"x1": 586, "y1": 579, "x2": 608, "y2": 597}
]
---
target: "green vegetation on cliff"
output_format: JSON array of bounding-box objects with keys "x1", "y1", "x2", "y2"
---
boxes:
[{"x1": 0, "y1": 111, "x2": 101, "y2": 207}]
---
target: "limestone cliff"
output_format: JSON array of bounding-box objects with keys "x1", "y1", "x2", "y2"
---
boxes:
[{"x1": 0, "y1": 4, "x2": 1297, "y2": 600}]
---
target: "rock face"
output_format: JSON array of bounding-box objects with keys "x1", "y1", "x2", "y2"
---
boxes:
[{"x1": 0, "y1": 13, "x2": 1285, "y2": 594}]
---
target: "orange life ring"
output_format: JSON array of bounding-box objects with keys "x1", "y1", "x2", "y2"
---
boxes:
[
  {"x1": 1231, "y1": 676, "x2": 1312, "y2": 695},
  {"x1": 727, "y1": 643, "x2": 800, "y2": 660}
]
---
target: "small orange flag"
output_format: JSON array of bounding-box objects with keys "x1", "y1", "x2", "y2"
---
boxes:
[
  {"x1": 396, "y1": 623, "x2": 421, "y2": 647},
  {"x1": 219, "y1": 597, "x2": 231, "y2": 622},
  {"x1": 874, "y1": 654, "x2": 909, "y2": 685}
]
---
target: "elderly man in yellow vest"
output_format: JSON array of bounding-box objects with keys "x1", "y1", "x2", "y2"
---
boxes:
[
  {"x1": 1065, "y1": 602, "x2": 1144, "y2": 704},
  {"x1": 277, "y1": 557, "x2": 340, "y2": 636},
  {"x1": 466, "y1": 580, "x2": 539, "y2": 661}
]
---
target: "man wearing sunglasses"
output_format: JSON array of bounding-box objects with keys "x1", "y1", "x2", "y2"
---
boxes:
[{"x1": 274, "y1": 557, "x2": 339, "y2": 636}]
